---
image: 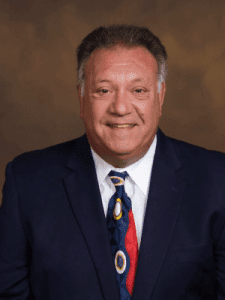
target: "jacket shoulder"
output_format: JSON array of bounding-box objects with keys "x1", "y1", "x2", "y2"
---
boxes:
[
  {"x1": 10, "y1": 135, "x2": 85, "y2": 174},
  {"x1": 168, "y1": 135, "x2": 225, "y2": 168}
]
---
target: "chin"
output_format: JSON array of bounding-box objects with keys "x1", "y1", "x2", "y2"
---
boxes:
[
  {"x1": 107, "y1": 146, "x2": 134, "y2": 156},
  {"x1": 105, "y1": 141, "x2": 140, "y2": 156}
]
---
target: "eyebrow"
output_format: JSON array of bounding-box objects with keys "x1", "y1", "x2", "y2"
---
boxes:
[{"x1": 96, "y1": 78, "x2": 147, "y2": 84}]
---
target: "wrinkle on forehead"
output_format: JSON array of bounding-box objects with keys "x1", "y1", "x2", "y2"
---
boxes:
[{"x1": 85, "y1": 46, "x2": 158, "y2": 85}]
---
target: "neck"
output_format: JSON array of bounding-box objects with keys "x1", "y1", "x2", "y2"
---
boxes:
[
  {"x1": 99, "y1": 152, "x2": 148, "y2": 168},
  {"x1": 89, "y1": 139, "x2": 154, "y2": 168}
]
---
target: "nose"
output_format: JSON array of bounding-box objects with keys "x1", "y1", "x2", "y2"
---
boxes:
[{"x1": 109, "y1": 90, "x2": 132, "y2": 116}]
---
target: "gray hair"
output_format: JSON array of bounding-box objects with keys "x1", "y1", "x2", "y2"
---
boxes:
[{"x1": 76, "y1": 24, "x2": 168, "y2": 95}]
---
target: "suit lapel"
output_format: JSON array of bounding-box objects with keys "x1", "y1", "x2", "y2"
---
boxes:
[
  {"x1": 63, "y1": 135, "x2": 119, "y2": 300},
  {"x1": 132, "y1": 129, "x2": 186, "y2": 300}
]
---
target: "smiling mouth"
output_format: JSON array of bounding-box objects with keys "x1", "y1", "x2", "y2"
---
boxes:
[{"x1": 107, "y1": 124, "x2": 136, "y2": 128}]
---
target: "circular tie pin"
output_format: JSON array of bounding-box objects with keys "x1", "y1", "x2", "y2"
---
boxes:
[
  {"x1": 110, "y1": 176, "x2": 124, "y2": 186},
  {"x1": 115, "y1": 250, "x2": 126, "y2": 274},
  {"x1": 113, "y1": 198, "x2": 122, "y2": 220}
]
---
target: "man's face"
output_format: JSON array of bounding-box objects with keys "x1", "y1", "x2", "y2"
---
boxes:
[{"x1": 78, "y1": 46, "x2": 166, "y2": 166}]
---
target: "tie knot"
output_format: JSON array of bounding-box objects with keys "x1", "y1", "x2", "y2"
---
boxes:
[{"x1": 109, "y1": 170, "x2": 128, "y2": 186}]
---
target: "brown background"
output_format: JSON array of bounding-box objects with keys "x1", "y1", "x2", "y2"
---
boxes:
[{"x1": 1, "y1": 0, "x2": 225, "y2": 204}]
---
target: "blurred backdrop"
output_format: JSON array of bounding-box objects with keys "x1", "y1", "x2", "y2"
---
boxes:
[{"x1": 1, "y1": 0, "x2": 225, "y2": 204}]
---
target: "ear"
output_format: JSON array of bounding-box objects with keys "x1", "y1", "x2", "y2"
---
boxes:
[
  {"x1": 77, "y1": 85, "x2": 84, "y2": 119},
  {"x1": 158, "y1": 81, "x2": 166, "y2": 117}
]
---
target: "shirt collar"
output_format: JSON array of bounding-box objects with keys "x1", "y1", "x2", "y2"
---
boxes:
[{"x1": 90, "y1": 135, "x2": 157, "y2": 196}]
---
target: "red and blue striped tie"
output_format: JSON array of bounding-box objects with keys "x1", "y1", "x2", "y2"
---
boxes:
[{"x1": 107, "y1": 170, "x2": 138, "y2": 299}]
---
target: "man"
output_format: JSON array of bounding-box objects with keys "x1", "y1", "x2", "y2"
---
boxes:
[{"x1": 0, "y1": 24, "x2": 225, "y2": 300}]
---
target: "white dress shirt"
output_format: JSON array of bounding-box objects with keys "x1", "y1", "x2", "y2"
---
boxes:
[{"x1": 90, "y1": 135, "x2": 157, "y2": 249}]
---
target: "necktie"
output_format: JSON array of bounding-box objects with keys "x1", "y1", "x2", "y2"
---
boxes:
[{"x1": 107, "y1": 170, "x2": 138, "y2": 300}]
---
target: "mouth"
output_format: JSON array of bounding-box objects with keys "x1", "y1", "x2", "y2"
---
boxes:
[{"x1": 107, "y1": 124, "x2": 136, "y2": 128}]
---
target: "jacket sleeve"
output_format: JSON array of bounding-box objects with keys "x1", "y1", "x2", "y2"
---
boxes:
[{"x1": 0, "y1": 161, "x2": 32, "y2": 299}]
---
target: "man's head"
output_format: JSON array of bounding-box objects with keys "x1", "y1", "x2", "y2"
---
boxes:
[{"x1": 76, "y1": 24, "x2": 167, "y2": 167}]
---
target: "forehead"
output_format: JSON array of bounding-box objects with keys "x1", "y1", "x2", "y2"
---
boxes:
[{"x1": 84, "y1": 46, "x2": 158, "y2": 80}]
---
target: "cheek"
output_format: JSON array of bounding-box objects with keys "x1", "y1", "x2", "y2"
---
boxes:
[
  {"x1": 139, "y1": 101, "x2": 161, "y2": 127},
  {"x1": 148, "y1": 96, "x2": 161, "y2": 114},
  {"x1": 84, "y1": 101, "x2": 107, "y2": 125},
  {"x1": 82, "y1": 98, "x2": 95, "y2": 117},
  {"x1": 135, "y1": 100, "x2": 158, "y2": 118}
]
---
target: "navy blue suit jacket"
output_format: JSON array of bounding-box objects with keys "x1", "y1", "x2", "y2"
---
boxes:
[{"x1": 1, "y1": 129, "x2": 225, "y2": 299}]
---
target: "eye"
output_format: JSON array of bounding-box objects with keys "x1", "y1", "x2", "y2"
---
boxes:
[
  {"x1": 99, "y1": 89, "x2": 109, "y2": 93},
  {"x1": 135, "y1": 88, "x2": 145, "y2": 93}
]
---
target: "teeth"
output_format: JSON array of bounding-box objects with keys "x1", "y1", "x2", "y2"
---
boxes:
[{"x1": 108, "y1": 124, "x2": 135, "y2": 128}]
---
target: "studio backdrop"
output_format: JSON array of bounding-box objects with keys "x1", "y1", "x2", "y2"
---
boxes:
[{"x1": 1, "y1": 0, "x2": 225, "y2": 204}]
